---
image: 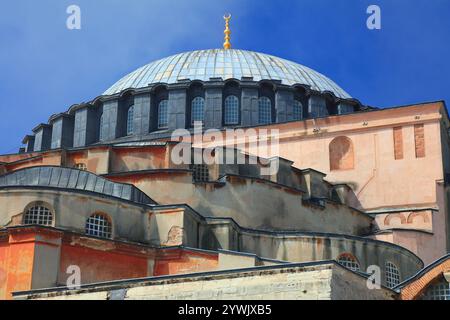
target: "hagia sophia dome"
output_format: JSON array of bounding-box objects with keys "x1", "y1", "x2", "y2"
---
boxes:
[
  {"x1": 104, "y1": 49, "x2": 351, "y2": 99},
  {"x1": 2, "y1": 13, "x2": 450, "y2": 302},
  {"x1": 18, "y1": 14, "x2": 366, "y2": 155}
]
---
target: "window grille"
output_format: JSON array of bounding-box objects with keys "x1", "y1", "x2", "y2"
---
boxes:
[
  {"x1": 385, "y1": 262, "x2": 401, "y2": 289},
  {"x1": 258, "y1": 97, "x2": 272, "y2": 125},
  {"x1": 191, "y1": 164, "x2": 209, "y2": 182},
  {"x1": 422, "y1": 278, "x2": 450, "y2": 300},
  {"x1": 74, "y1": 163, "x2": 87, "y2": 171},
  {"x1": 224, "y1": 95, "x2": 239, "y2": 125},
  {"x1": 127, "y1": 105, "x2": 134, "y2": 135},
  {"x1": 293, "y1": 100, "x2": 303, "y2": 120},
  {"x1": 23, "y1": 205, "x2": 53, "y2": 226},
  {"x1": 99, "y1": 113, "x2": 107, "y2": 141},
  {"x1": 158, "y1": 100, "x2": 169, "y2": 129},
  {"x1": 337, "y1": 253, "x2": 360, "y2": 272},
  {"x1": 85, "y1": 214, "x2": 112, "y2": 239},
  {"x1": 191, "y1": 97, "x2": 205, "y2": 124}
]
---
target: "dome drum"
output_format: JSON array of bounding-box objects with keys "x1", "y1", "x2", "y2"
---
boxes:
[{"x1": 22, "y1": 78, "x2": 362, "y2": 153}]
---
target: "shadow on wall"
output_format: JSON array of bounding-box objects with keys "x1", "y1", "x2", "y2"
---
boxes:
[{"x1": 200, "y1": 228, "x2": 222, "y2": 251}]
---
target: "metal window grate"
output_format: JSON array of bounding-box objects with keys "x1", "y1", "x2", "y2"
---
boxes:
[
  {"x1": 423, "y1": 278, "x2": 450, "y2": 300},
  {"x1": 74, "y1": 163, "x2": 87, "y2": 171},
  {"x1": 127, "y1": 105, "x2": 134, "y2": 135},
  {"x1": 224, "y1": 95, "x2": 239, "y2": 125},
  {"x1": 385, "y1": 262, "x2": 401, "y2": 289},
  {"x1": 293, "y1": 100, "x2": 303, "y2": 120},
  {"x1": 258, "y1": 97, "x2": 272, "y2": 125},
  {"x1": 23, "y1": 206, "x2": 53, "y2": 226},
  {"x1": 191, "y1": 164, "x2": 209, "y2": 182},
  {"x1": 99, "y1": 113, "x2": 106, "y2": 141},
  {"x1": 191, "y1": 97, "x2": 205, "y2": 124},
  {"x1": 85, "y1": 214, "x2": 112, "y2": 239},
  {"x1": 337, "y1": 254, "x2": 360, "y2": 272},
  {"x1": 158, "y1": 100, "x2": 169, "y2": 129}
]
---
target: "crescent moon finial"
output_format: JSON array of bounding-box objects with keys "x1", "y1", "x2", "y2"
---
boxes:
[{"x1": 223, "y1": 14, "x2": 232, "y2": 50}]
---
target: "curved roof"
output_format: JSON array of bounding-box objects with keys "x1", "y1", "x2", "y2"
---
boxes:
[
  {"x1": 0, "y1": 166, "x2": 155, "y2": 205},
  {"x1": 104, "y1": 49, "x2": 351, "y2": 98}
]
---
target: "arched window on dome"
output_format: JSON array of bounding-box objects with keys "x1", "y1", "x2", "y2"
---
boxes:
[
  {"x1": 329, "y1": 136, "x2": 354, "y2": 171},
  {"x1": 99, "y1": 113, "x2": 106, "y2": 141},
  {"x1": 224, "y1": 95, "x2": 239, "y2": 125},
  {"x1": 158, "y1": 100, "x2": 169, "y2": 129},
  {"x1": 85, "y1": 213, "x2": 112, "y2": 239},
  {"x1": 258, "y1": 97, "x2": 272, "y2": 125},
  {"x1": 337, "y1": 253, "x2": 360, "y2": 272},
  {"x1": 126, "y1": 105, "x2": 134, "y2": 135},
  {"x1": 385, "y1": 262, "x2": 401, "y2": 289},
  {"x1": 191, "y1": 97, "x2": 205, "y2": 125},
  {"x1": 293, "y1": 100, "x2": 303, "y2": 121},
  {"x1": 23, "y1": 203, "x2": 54, "y2": 227}
]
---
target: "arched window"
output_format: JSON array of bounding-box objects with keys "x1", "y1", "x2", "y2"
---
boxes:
[
  {"x1": 23, "y1": 204, "x2": 53, "y2": 226},
  {"x1": 74, "y1": 163, "x2": 87, "y2": 171},
  {"x1": 224, "y1": 95, "x2": 239, "y2": 125},
  {"x1": 258, "y1": 97, "x2": 272, "y2": 125},
  {"x1": 329, "y1": 136, "x2": 354, "y2": 171},
  {"x1": 337, "y1": 253, "x2": 360, "y2": 272},
  {"x1": 99, "y1": 113, "x2": 106, "y2": 141},
  {"x1": 422, "y1": 276, "x2": 450, "y2": 300},
  {"x1": 385, "y1": 262, "x2": 401, "y2": 288},
  {"x1": 191, "y1": 97, "x2": 205, "y2": 125},
  {"x1": 85, "y1": 213, "x2": 112, "y2": 239},
  {"x1": 158, "y1": 100, "x2": 169, "y2": 129},
  {"x1": 293, "y1": 100, "x2": 303, "y2": 121},
  {"x1": 127, "y1": 105, "x2": 134, "y2": 135}
]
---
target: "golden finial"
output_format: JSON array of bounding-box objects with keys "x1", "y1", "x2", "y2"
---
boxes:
[{"x1": 223, "y1": 14, "x2": 232, "y2": 50}]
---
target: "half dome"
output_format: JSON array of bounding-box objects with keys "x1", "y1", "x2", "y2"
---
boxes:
[{"x1": 104, "y1": 49, "x2": 351, "y2": 99}]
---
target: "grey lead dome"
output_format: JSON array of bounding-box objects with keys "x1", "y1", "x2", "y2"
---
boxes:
[{"x1": 104, "y1": 49, "x2": 351, "y2": 99}]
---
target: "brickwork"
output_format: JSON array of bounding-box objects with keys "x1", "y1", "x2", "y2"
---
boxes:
[
  {"x1": 393, "y1": 127, "x2": 404, "y2": 160},
  {"x1": 400, "y1": 256, "x2": 450, "y2": 300},
  {"x1": 414, "y1": 124, "x2": 426, "y2": 158}
]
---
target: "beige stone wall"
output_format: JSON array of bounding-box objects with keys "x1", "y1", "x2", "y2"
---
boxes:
[
  {"x1": 121, "y1": 173, "x2": 372, "y2": 235},
  {"x1": 148, "y1": 208, "x2": 188, "y2": 247},
  {"x1": 0, "y1": 188, "x2": 423, "y2": 285},
  {"x1": 190, "y1": 102, "x2": 449, "y2": 263},
  {"x1": 373, "y1": 210, "x2": 434, "y2": 233},
  {"x1": 330, "y1": 267, "x2": 396, "y2": 300},
  {"x1": 65, "y1": 148, "x2": 110, "y2": 175},
  {"x1": 218, "y1": 252, "x2": 257, "y2": 271},
  {"x1": 19, "y1": 264, "x2": 396, "y2": 300},
  {"x1": 278, "y1": 122, "x2": 443, "y2": 211},
  {"x1": 193, "y1": 103, "x2": 445, "y2": 212},
  {"x1": 110, "y1": 145, "x2": 175, "y2": 173},
  {"x1": 0, "y1": 189, "x2": 149, "y2": 243},
  {"x1": 371, "y1": 229, "x2": 442, "y2": 266},
  {"x1": 234, "y1": 230, "x2": 423, "y2": 281},
  {"x1": 369, "y1": 182, "x2": 448, "y2": 265},
  {"x1": 124, "y1": 268, "x2": 335, "y2": 300}
]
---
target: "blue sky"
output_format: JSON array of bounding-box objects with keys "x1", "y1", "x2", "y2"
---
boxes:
[{"x1": 0, "y1": 0, "x2": 449, "y2": 154}]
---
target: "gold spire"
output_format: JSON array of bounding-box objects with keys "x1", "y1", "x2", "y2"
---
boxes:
[{"x1": 223, "y1": 14, "x2": 232, "y2": 50}]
